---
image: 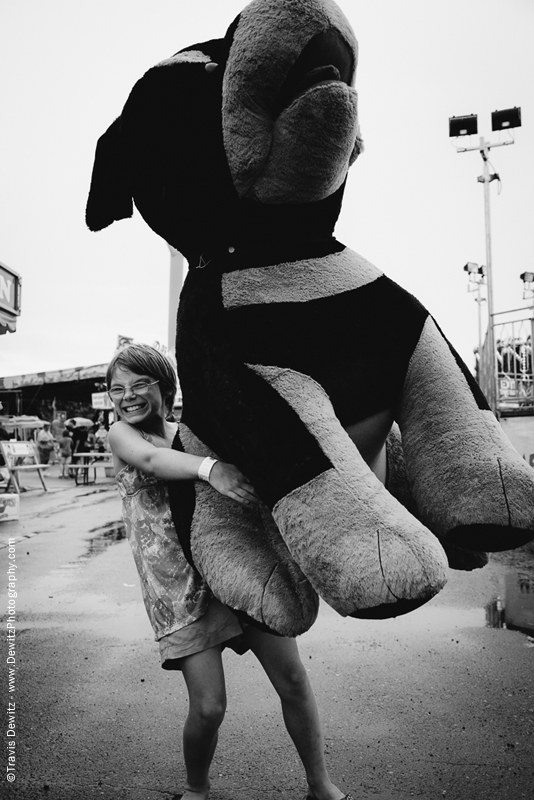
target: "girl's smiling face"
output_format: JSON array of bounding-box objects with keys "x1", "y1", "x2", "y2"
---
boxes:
[{"x1": 109, "y1": 366, "x2": 166, "y2": 428}]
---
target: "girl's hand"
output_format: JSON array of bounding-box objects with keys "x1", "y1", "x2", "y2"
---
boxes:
[{"x1": 208, "y1": 462, "x2": 260, "y2": 506}]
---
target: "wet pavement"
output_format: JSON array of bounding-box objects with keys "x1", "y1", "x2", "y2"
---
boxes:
[{"x1": 1, "y1": 466, "x2": 534, "y2": 799}]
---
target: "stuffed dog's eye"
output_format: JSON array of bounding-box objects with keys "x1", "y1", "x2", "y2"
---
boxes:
[{"x1": 205, "y1": 62, "x2": 218, "y2": 73}]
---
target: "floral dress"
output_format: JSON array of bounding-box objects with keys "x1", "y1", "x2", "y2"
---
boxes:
[{"x1": 116, "y1": 445, "x2": 210, "y2": 640}]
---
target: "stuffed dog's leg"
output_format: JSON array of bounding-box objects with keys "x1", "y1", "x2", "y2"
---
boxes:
[
  {"x1": 170, "y1": 425, "x2": 319, "y2": 637},
  {"x1": 249, "y1": 365, "x2": 449, "y2": 619},
  {"x1": 386, "y1": 423, "x2": 488, "y2": 570},
  {"x1": 397, "y1": 317, "x2": 534, "y2": 552}
]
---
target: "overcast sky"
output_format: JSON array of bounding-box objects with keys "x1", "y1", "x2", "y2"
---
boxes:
[{"x1": 1, "y1": 0, "x2": 533, "y2": 378}]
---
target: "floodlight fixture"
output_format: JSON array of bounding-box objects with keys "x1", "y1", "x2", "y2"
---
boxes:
[
  {"x1": 520, "y1": 271, "x2": 534, "y2": 301},
  {"x1": 449, "y1": 114, "x2": 478, "y2": 137},
  {"x1": 464, "y1": 262, "x2": 479, "y2": 275},
  {"x1": 463, "y1": 262, "x2": 486, "y2": 280},
  {"x1": 491, "y1": 107, "x2": 521, "y2": 131}
]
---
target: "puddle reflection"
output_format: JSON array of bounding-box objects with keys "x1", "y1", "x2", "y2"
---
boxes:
[
  {"x1": 486, "y1": 570, "x2": 534, "y2": 635},
  {"x1": 42, "y1": 523, "x2": 126, "y2": 586},
  {"x1": 80, "y1": 523, "x2": 126, "y2": 560}
]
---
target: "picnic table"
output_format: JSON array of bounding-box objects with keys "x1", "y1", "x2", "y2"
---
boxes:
[{"x1": 69, "y1": 452, "x2": 115, "y2": 485}]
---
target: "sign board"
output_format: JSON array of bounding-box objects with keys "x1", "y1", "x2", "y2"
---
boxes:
[
  {"x1": 499, "y1": 377, "x2": 533, "y2": 401},
  {"x1": 0, "y1": 261, "x2": 21, "y2": 334},
  {"x1": 0, "y1": 261, "x2": 21, "y2": 316},
  {"x1": 92, "y1": 392, "x2": 114, "y2": 410}
]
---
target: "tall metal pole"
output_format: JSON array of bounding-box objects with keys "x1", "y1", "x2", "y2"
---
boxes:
[
  {"x1": 476, "y1": 282, "x2": 484, "y2": 361},
  {"x1": 479, "y1": 138, "x2": 498, "y2": 412}
]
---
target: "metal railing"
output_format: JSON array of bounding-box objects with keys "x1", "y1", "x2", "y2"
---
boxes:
[{"x1": 477, "y1": 309, "x2": 534, "y2": 414}]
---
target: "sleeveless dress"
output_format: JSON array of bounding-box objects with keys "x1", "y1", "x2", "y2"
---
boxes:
[
  {"x1": 115, "y1": 452, "x2": 211, "y2": 640},
  {"x1": 115, "y1": 432, "x2": 246, "y2": 668}
]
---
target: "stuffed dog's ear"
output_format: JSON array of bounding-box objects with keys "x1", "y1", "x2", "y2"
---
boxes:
[{"x1": 86, "y1": 117, "x2": 133, "y2": 232}]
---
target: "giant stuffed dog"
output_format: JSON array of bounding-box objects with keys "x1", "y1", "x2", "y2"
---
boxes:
[{"x1": 87, "y1": 0, "x2": 534, "y2": 637}]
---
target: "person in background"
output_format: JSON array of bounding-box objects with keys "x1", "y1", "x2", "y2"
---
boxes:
[
  {"x1": 71, "y1": 422, "x2": 88, "y2": 454},
  {"x1": 51, "y1": 417, "x2": 65, "y2": 440},
  {"x1": 0, "y1": 412, "x2": 11, "y2": 470},
  {"x1": 94, "y1": 422, "x2": 109, "y2": 452},
  {"x1": 58, "y1": 430, "x2": 73, "y2": 478},
  {"x1": 36, "y1": 422, "x2": 55, "y2": 464},
  {"x1": 86, "y1": 427, "x2": 97, "y2": 452}
]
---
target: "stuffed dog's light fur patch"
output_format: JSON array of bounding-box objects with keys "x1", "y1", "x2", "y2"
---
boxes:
[
  {"x1": 157, "y1": 50, "x2": 211, "y2": 67},
  {"x1": 222, "y1": 248, "x2": 382, "y2": 308}
]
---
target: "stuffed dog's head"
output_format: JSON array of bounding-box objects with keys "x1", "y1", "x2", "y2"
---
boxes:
[
  {"x1": 86, "y1": 0, "x2": 363, "y2": 260},
  {"x1": 222, "y1": 0, "x2": 362, "y2": 203}
]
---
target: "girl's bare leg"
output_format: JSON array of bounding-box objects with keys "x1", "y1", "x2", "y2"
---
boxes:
[
  {"x1": 244, "y1": 627, "x2": 346, "y2": 800},
  {"x1": 179, "y1": 645, "x2": 227, "y2": 800}
]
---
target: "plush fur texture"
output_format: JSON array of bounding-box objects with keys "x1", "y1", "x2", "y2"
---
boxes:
[
  {"x1": 397, "y1": 317, "x2": 534, "y2": 551},
  {"x1": 222, "y1": 0, "x2": 362, "y2": 200},
  {"x1": 385, "y1": 424, "x2": 489, "y2": 571},
  {"x1": 173, "y1": 425, "x2": 319, "y2": 635},
  {"x1": 249, "y1": 363, "x2": 448, "y2": 616},
  {"x1": 221, "y1": 248, "x2": 380, "y2": 307},
  {"x1": 86, "y1": 0, "x2": 534, "y2": 636}
]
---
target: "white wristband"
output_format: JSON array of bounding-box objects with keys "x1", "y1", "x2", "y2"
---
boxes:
[{"x1": 198, "y1": 456, "x2": 218, "y2": 482}]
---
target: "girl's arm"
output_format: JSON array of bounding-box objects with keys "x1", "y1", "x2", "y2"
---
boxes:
[{"x1": 108, "y1": 422, "x2": 258, "y2": 505}]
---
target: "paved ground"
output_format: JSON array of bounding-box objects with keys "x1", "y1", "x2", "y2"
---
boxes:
[{"x1": 1, "y1": 467, "x2": 533, "y2": 800}]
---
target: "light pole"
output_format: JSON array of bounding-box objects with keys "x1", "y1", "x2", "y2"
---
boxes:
[{"x1": 449, "y1": 107, "x2": 521, "y2": 413}]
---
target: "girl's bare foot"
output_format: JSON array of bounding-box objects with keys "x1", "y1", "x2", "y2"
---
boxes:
[
  {"x1": 306, "y1": 787, "x2": 351, "y2": 800},
  {"x1": 180, "y1": 788, "x2": 210, "y2": 800}
]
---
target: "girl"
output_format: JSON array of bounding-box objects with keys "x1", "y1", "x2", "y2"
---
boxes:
[{"x1": 107, "y1": 344, "x2": 350, "y2": 800}]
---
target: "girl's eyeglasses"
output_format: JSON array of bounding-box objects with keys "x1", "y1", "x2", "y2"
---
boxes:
[{"x1": 107, "y1": 380, "x2": 159, "y2": 400}]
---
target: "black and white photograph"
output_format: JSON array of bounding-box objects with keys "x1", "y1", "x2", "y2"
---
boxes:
[{"x1": 1, "y1": 2, "x2": 533, "y2": 799}]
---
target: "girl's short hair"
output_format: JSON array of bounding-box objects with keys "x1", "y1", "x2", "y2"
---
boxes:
[{"x1": 106, "y1": 344, "x2": 177, "y2": 414}]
